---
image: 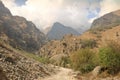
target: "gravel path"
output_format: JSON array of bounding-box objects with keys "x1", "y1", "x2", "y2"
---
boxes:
[{"x1": 41, "y1": 67, "x2": 78, "y2": 80}]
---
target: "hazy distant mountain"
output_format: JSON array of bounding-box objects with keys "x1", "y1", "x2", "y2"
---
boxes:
[
  {"x1": 91, "y1": 10, "x2": 120, "y2": 30},
  {"x1": 75, "y1": 26, "x2": 90, "y2": 34},
  {"x1": 0, "y1": 1, "x2": 46, "y2": 52},
  {"x1": 46, "y1": 22, "x2": 80, "y2": 40},
  {"x1": 43, "y1": 27, "x2": 52, "y2": 34}
]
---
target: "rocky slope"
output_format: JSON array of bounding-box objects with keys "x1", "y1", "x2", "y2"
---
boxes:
[
  {"x1": 0, "y1": 67, "x2": 8, "y2": 80},
  {"x1": 91, "y1": 10, "x2": 120, "y2": 30},
  {"x1": 0, "y1": 40, "x2": 54, "y2": 80},
  {"x1": 46, "y1": 22, "x2": 80, "y2": 40},
  {"x1": 0, "y1": 1, "x2": 46, "y2": 52},
  {"x1": 39, "y1": 34, "x2": 81, "y2": 58}
]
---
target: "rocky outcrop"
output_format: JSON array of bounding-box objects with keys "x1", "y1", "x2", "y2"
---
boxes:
[
  {"x1": 38, "y1": 34, "x2": 82, "y2": 58},
  {"x1": 46, "y1": 22, "x2": 80, "y2": 40},
  {"x1": 0, "y1": 1, "x2": 46, "y2": 52},
  {"x1": 92, "y1": 66, "x2": 102, "y2": 77},
  {"x1": 91, "y1": 10, "x2": 120, "y2": 30}
]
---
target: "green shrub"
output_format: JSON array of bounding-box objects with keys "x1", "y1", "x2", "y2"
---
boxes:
[
  {"x1": 80, "y1": 39, "x2": 97, "y2": 48},
  {"x1": 70, "y1": 48, "x2": 96, "y2": 73},
  {"x1": 99, "y1": 41, "x2": 120, "y2": 74},
  {"x1": 59, "y1": 56, "x2": 71, "y2": 67},
  {"x1": 20, "y1": 50, "x2": 50, "y2": 64}
]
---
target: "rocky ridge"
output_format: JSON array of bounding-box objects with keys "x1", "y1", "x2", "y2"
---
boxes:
[{"x1": 91, "y1": 10, "x2": 120, "y2": 30}]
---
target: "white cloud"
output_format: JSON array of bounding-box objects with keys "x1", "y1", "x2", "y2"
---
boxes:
[
  {"x1": 1, "y1": 0, "x2": 93, "y2": 30},
  {"x1": 88, "y1": 17, "x2": 97, "y2": 23},
  {"x1": 1, "y1": 0, "x2": 120, "y2": 30},
  {"x1": 99, "y1": 0, "x2": 120, "y2": 16},
  {"x1": 88, "y1": 0, "x2": 120, "y2": 24}
]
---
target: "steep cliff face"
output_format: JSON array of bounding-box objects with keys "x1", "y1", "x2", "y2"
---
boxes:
[
  {"x1": 0, "y1": 1, "x2": 46, "y2": 52},
  {"x1": 91, "y1": 10, "x2": 120, "y2": 30},
  {"x1": 46, "y1": 22, "x2": 80, "y2": 40}
]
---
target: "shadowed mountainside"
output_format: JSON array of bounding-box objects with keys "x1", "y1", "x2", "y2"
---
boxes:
[{"x1": 0, "y1": 1, "x2": 46, "y2": 52}]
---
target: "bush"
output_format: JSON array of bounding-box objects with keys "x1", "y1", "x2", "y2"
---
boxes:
[
  {"x1": 99, "y1": 41, "x2": 120, "y2": 74},
  {"x1": 80, "y1": 39, "x2": 97, "y2": 48},
  {"x1": 70, "y1": 48, "x2": 96, "y2": 73},
  {"x1": 59, "y1": 56, "x2": 71, "y2": 67},
  {"x1": 21, "y1": 50, "x2": 50, "y2": 64}
]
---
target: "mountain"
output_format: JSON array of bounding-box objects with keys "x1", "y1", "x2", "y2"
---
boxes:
[
  {"x1": 0, "y1": 1, "x2": 55, "y2": 79},
  {"x1": 43, "y1": 27, "x2": 52, "y2": 34},
  {"x1": 46, "y1": 22, "x2": 80, "y2": 40},
  {"x1": 0, "y1": 1, "x2": 46, "y2": 52},
  {"x1": 75, "y1": 26, "x2": 89, "y2": 34},
  {"x1": 91, "y1": 10, "x2": 120, "y2": 30},
  {"x1": 38, "y1": 10, "x2": 120, "y2": 68}
]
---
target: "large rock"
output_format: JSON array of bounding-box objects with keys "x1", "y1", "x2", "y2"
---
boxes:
[
  {"x1": 92, "y1": 66, "x2": 102, "y2": 77},
  {"x1": 0, "y1": 1, "x2": 46, "y2": 52}
]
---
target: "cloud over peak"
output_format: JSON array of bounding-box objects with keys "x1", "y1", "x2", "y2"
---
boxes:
[{"x1": 1, "y1": 0, "x2": 120, "y2": 30}]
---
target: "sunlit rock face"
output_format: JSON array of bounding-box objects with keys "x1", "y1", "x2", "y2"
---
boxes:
[{"x1": 91, "y1": 10, "x2": 120, "y2": 30}]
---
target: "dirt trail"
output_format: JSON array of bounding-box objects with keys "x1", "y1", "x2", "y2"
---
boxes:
[{"x1": 41, "y1": 67, "x2": 78, "y2": 80}]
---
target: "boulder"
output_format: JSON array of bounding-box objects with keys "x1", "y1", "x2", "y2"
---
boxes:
[{"x1": 92, "y1": 66, "x2": 102, "y2": 77}]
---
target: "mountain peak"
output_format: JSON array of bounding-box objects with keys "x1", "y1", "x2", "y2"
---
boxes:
[
  {"x1": 53, "y1": 22, "x2": 65, "y2": 28},
  {"x1": 54, "y1": 22, "x2": 62, "y2": 25},
  {"x1": 0, "y1": 1, "x2": 12, "y2": 16},
  {"x1": 113, "y1": 9, "x2": 120, "y2": 16},
  {"x1": 47, "y1": 22, "x2": 80, "y2": 40}
]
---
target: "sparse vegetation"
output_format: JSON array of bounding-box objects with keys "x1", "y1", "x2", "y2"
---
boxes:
[
  {"x1": 99, "y1": 41, "x2": 120, "y2": 74},
  {"x1": 80, "y1": 39, "x2": 97, "y2": 48},
  {"x1": 20, "y1": 51, "x2": 50, "y2": 64},
  {"x1": 90, "y1": 28, "x2": 105, "y2": 33},
  {"x1": 70, "y1": 48, "x2": 96, "y2": 73},
  {"x1": 59, "y1": 56, "x2": 70, "y2": 67},
  {"x1": 69, "y1": 40, "x2": 120, "y2": 75}
]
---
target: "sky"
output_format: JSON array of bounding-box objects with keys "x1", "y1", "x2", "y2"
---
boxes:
[{"x1": 1, "y1": 0, "x2": 120, "y2": 30}]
